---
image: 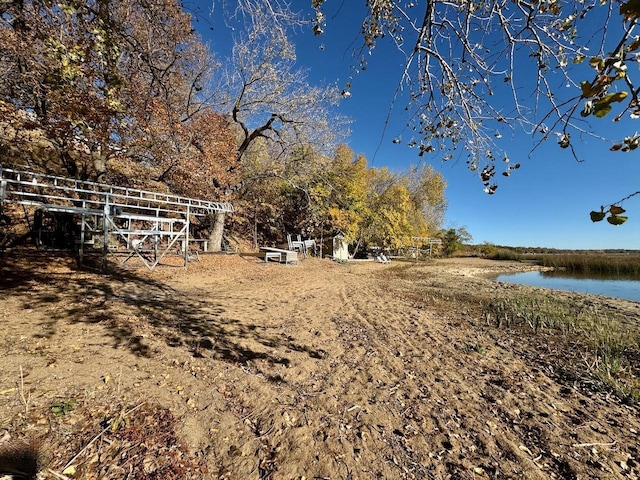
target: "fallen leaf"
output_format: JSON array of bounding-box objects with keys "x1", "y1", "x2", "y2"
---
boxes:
[{"x1": 62, "y1": 465, "x2": 76, "y2": 475}]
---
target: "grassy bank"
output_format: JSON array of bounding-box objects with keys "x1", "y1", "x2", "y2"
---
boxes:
[
  {"x1": 482, "y1": 295, "x2": 640, "y2": 403},
  {"x1": 388, "y1": 262, "x2": 640, "y2": 404}
]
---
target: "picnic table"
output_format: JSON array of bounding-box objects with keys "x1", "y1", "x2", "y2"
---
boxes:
[{"x1": 259, "y1": 247, "x2": 299, "y2": 265}]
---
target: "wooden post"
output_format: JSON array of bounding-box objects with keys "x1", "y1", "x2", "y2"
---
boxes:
[
  {"x1": 79, "y1": 200, "x2": 86, "y2": 267},
  {"x1": 102, "y1": 196, "x2": 109, "y2": 272},
  {"x1": 184, "y1": 206, "x2": 190, "y2": 267}
]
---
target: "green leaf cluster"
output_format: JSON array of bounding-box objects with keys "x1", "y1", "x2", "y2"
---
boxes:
[
  {"x1": 440, "y1": 227, "x2": 473, "y2": 257},
  {"x1": 590, "y1": 205, "x2": 628, "y2": 225},
  {"x1": 51, "y1": 398, "x2": 76, "y2": 417},
  {"x1": 580, "y1": 89, "x2": 628, "y2": 118}
]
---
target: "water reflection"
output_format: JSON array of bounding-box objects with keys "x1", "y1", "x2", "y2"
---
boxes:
[{"x1": 495, "y1": 271, "x2": 640, "y2": 303}]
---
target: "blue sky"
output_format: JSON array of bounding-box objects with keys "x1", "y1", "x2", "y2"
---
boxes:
[{"x1": 197, "y1": 2, "x2": 640, "y2": 250}]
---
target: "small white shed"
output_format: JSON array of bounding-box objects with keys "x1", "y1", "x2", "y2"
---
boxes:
[{"x1": 332, "y1": 232, "x2": 349, "y2": 262}]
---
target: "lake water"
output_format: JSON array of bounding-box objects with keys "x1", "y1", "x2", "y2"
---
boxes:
[{"x1": 495, "y1": 271, "x2": 640, "y2": 303}]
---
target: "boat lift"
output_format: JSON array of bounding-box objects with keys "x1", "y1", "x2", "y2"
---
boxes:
[
  {"x1": 410, "y1": 236, "x2": 443, "y2": 260},
  {"x1": 0, "y1": 166, "x2": 233, "y2": 270}
]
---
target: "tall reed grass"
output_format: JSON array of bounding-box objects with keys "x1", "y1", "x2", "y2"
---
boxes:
[
  {"x1": 531, "y1": 253, "x2": 640, "y2": 277},
  {"x1": 484, "y1": 250, "x2": 640, "y2": 277}
]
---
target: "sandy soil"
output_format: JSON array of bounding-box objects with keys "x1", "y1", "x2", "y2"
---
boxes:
[{"x1": 0, "y1": 251, "x2": 639, "y2": 479}]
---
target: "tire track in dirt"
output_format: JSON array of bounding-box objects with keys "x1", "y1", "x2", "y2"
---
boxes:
[
  {"x1": 162, "y1": 261, "x2": 361, "y2": 478},
  {"x1": 265, "y1": 264, "x2": 637, "y2": 480},
  {"x1": 326, "y1": 274, "x2": 506, "y2": 479},
  {"x1": 202, "y1": 260, "x2": 639, "y2": 479}
]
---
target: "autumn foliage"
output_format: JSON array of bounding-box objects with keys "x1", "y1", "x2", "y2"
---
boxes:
[{"x1": 0, "y1": 0, "x2": 447, "y2": 251}]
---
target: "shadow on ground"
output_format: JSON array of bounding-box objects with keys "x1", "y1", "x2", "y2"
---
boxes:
[{"x1": 0, "y1": 249, "x2": 291, "y2": 367}]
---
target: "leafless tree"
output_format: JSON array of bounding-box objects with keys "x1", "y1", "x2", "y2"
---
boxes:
[{"x1": 214, "y1": 1, "x2": 348, "y2": 166}]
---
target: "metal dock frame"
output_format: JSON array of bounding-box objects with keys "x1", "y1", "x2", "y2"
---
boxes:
[{"x1": 0, "y1": 166, "x2": 234, "y2": 270}]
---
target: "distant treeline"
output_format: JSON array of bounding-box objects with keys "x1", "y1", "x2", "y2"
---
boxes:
[{"x1": 478, "y1": 245, "x2": 640, "y2": 255}]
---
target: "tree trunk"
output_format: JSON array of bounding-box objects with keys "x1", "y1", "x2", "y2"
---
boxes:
[
  {"x1": 351, "y1": 233, "x2": 364, "y2": 259},
  {"x1": 91, "y1": 149, "x2": 107, "y2": 184},
  {"x1": 253, "y1": 207, "x2": 258, "y2": 250},
  {"x1": 207, "y1": 212, "x2": 226, "y2": 252}
]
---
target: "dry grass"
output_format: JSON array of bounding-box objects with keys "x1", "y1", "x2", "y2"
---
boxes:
[{"x1": 482, "y1": 295, "x2": 640, "y2": 403}]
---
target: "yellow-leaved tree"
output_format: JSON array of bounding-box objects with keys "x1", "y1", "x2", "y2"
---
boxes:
[
  {"x1": 361, "y1": 165, "x2": 446, "y2": 253},
  {"x1": 322, "y1": 146, "x2": 370, "y2": 245}
]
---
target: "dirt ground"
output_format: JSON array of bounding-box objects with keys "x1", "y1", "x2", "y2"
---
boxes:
[{"x1": 1, "y1": 251, "x2": 639, "y2": 479}]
